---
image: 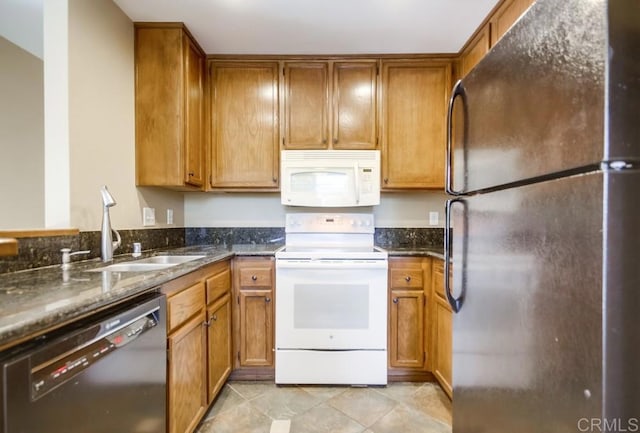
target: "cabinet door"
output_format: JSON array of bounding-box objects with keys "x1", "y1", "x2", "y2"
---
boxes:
[
  {"x1": 332, "y1": 61, "x2": 378, "y2": 149},
  {"x1": 209, "y1": 62, "x2": 280, "y2": 188},
  {"x1": 381, "y1": 60, "x2": 451, "y2": 189},
  {"x1": 184, "y1": 35, "x2": 205, "y2": 187},
  {"x1": 168, "y1": 312, "x2": 207, "y2": 433},
  {"x1": 460, "y1": 24, "x2": 491, "y2": 78},
  {"x1": 238, "y1": 289, "x2": 274, "y2": 367},
  {"x1": 490, "y1": 0, "x2": 534, "y2": 46},
  {"x1": 389, "y1": 289, "x2": 426, "y2": 369},
  {"x1": 283, "y1": 62, "x2": 329, "y2": 149},
  {"x1": 207, "y1": 294, "x2": 232, "y2": 403},
  {"x1": 433, "y1": 296, "x2": 453, "y2": 398}
]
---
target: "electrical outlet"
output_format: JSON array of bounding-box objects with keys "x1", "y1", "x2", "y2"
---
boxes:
[
  {"x1": 429, "y1": 211, "x2": 439, "y2": 226},
  {"x1": 143, "y1": 207, "x2": 156, "y2": 226},
  {"x1": 167, "y1": 208, "x2": 174, "y2": 225}
]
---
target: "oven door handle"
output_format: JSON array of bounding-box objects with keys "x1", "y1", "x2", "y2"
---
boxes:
[{"x1": 276, "y1": 260, "x2": 388, "y2": 270}]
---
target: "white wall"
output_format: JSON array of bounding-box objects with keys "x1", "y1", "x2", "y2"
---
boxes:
[
  {"x1": 184, "y1": 191, "x2": 447, "y2": 228},
  {"x1": 0, "y1": 36, "x2": 44, "y2": 229},
  {"x1": 67, "y1": 0, "x2": 184, "y2": 231}
]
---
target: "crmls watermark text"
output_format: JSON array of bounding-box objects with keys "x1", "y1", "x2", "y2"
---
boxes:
[{"x1": 577, "y1": 418, "x2": 640, "y2": 432}]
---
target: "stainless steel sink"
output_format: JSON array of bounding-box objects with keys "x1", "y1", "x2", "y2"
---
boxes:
[{"x1": 88, "y1": 255, "x2": 206, "y2": 272}]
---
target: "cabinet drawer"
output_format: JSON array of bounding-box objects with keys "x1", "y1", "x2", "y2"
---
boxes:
[
  {"x1": 206, "y1": 268, "x2": 231, "y2": 304},
  {"x1": 168, "y1": 282, "x2": 205, "y2": 332},
  {"x1": 238, "y1": 267, "x2": 272, "y2": 288},
  {"x1": 390, "y1": 268, "x2": 423, "y2": 289}
]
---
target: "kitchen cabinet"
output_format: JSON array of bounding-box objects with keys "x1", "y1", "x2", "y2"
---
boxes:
[
  {"x1": 135, "y1": 23, "x2": 205, "y2": 189},
  {"x1": 380, "y1": 59, "x2": 451, "y2": 189},
  {"x1": 208, "y1": 61, "x2": 280, "y2": 190},
  {"x1": 282, "y1": 60, "x2": 378, "y2": 150},
  {"x1": 388, "y1": 257, "x2": 432, "y2": 380},
  {"x1": 459, "y1": 24, "x2": 491, "y2": 78},
  {"x1": 431, "y1": 258, "x2": 453, "y2": 398},
  {"x1": 163, "y1": 260, "x2": 232, "y2": 433},
  {"x1": 232, "y1": 257, "x2": 275, "y2": 378},
  {"x1": 490, "y1": 0, "x2": 535, "y2": 46}
]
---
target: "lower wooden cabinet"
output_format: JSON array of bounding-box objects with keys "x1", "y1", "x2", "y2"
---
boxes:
[
  {"x1": 232, "y1": 257, "x2": 275, "y2": 379},
  {"x1": 388, "y1": 257, "x2": 432, "y2": 379},
  {"x1": 168, "y1": 312, "x2": 207, "y2": 433},
  {"x1": 163, "y1": 260, "x2": 232, "y2": 433},
  {"x1": 431, "y1": 259, "x2": 453, "y2": 398}
]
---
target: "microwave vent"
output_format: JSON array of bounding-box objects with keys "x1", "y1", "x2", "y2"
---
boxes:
[{"x1": 282, "y1": 150, "x2": 379, "y2": 161}]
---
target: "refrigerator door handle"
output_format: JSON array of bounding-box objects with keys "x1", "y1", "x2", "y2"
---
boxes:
[
  {"x1": 446, "y1": 79, "x2": 465, "y2": 196},
  {"x1": 445, "y1": 198, "x2": 464, "y2": 313}
]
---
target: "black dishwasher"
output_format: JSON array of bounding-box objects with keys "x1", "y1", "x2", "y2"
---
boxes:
[{"x1": 0, "y1": 292, "x2": 166, "y2": 433}]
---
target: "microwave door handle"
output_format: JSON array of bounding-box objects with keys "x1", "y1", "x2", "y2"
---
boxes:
[{"x1": 354, "y1": 162, "x2": 360, "y2": 204}]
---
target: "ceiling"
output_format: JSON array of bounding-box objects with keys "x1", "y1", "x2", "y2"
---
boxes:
[
  {"x1": 113, "y1": 0, "x2": 499, "y2": 55},
  {"x1": 0, "y1": 0, "x2": 43, "y2": 59}
]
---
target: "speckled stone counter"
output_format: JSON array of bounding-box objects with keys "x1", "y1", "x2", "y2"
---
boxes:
[
  {"x1": 385, "y1": 247, "x2": 446, "y2": 261},
  {"x1": 0, "y1": 244, "x2": 282, "y2": 351}
]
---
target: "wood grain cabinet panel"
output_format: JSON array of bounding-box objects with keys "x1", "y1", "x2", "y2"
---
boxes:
[
  {"x1": 167, "y1": 312, "x2": 207, "y2": 433},
  {"x1": 381, "y1": 60, "x2": 451, "y2": 189},
  {"x1": 207, "y1": 293, "x2": 232, "y2": 403},
  {"x1": 134, "y1": 24, "x2": 205, "y2": 189},
  {"x1": 431, "y1": 259, "x2": 453, "y2": 398},
  {"x1": 283, "y1": 60, "x2": 378, "y2": 150},
  {"x1": 388, "y1": 257, "x2": 432, "y2": 377},
  {"x1": 460, "y1": 24, "x2": 491, "y2": 78},
  {"x1": 490, "y1": 0, "x2": 535, "y2": 46},
  {"x1": 209, "y1": 61, "x2": 280, "y2": 189},
  {"x1": 232, "y1": 257, "x2": 275, "y2": 376}
]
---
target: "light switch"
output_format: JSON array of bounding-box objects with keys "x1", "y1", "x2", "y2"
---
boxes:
[
  {"x1": 429, "y1": 211, "x2": 439, "y2": 226},
  {"x1": 167, "y1": 208, "x2": 174, "y2": 225},
  {"x1": 143, "y1": 207, "x2": 155, "y2": 226}
]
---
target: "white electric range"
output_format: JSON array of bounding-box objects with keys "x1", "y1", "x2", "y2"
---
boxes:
[{"x1": 275, "y1": 213, "x2": 388, "y2": 385}]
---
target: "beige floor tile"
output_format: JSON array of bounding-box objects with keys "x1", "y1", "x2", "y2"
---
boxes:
[
  {"x1": 229, "y1": 381, "x2": 277, "y2": 400},
  {"x1": 409, "y1": 383, "x2": 452, "y2": 425},
  {"x1": 290, "y1": 404, "x2": 365, "y2": 433},
  {"x1": 298, "y1": 385, "x2": 349, "y2": 402},
  {"x1": 250, "y1": 386, "x2": 323, "y2": 419},
  {"x1": 196, "y1": 401, "x2": 272, "y2": 433},
  {"x1": 370, "y1": 382, "x2": 423, "y2": 403},
  {"x1": 369, "y1": 403, "x2": 451, "y2": 433},
  {"x1": 204, "y1": 384, "x2": 246, "y2": 420},
  {"x1": 327, "y1": 388, "x2": 397, "y2": 427}
]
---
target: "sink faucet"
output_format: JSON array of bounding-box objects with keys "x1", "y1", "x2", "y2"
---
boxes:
[{"x1": 100, "y1": 185, "x2": 121, "y2": 262}]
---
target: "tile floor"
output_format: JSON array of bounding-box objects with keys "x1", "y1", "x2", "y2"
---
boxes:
[{"x1": 195, "y1": 381, "x2": 452, "y2": 433}]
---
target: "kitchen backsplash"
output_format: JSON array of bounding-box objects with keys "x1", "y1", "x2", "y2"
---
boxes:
[{"x1": 0, "y1": 227, "x2": 443, "y2": 274}]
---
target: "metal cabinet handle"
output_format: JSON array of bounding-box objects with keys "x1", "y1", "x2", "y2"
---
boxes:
[
  {"x1": 332, "y1": 138, "x2": 338, "y2": 145},
  {"x1": 188, "y1": 171, "x2": 195, "y2": 177},
  {"x1": 404, "y1": 276, "x2": 411, "y2": 282},
  {"x1": 211, "y1": 314, "x2": 217, "y2": 321},
  {"x1": 392, "y1": 298, "x2": 399, "y2": 304},
  {"x1": 322, "y1": 139, "x2": 327, "y2": 145},
  {"x1": 251, "y1": 275, "x2": 258, "y2": 281},
  {"x1": 445, "y1": 198, "x2": 465, "y2": 313},
  {"x1": 383, "y1": 178, "x2": 389, "y2": 184},
  {"x1": 203, "y1": 320, "x2": 211, "y2": 327},
  {"x1": 446, "y1": 79, "x2": 465, "y2": 196},
  {"x1": 265, "y1": 297, "x2": 271, "y2": 303},
  {"x1": 272, "y1": 177, "x2": 278, "y2": 183}
]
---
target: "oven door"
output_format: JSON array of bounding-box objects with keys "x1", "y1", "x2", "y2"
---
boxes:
[{"x1": 275, "y1": 259, "x2": 388, "y2": 350}]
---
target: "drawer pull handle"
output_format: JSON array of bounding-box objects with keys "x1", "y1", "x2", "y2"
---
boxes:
[
  {"x1": 211, "y1": 314, "x2": 217, "y2": 321},
  {"x1": 405, "y1": 276, "x2": 411, "y2": 282},
  {"x1": 265, "y1": 297, "x2": 271, "y2": 303},
  {"x1": 393, "y1": 298, "x2": 399, "y2": 304},
  {"x1": 251, "y1": 275, "x2": 258, "y2": 281}
]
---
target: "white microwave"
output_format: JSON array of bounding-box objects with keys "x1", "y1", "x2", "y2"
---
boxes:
[{"x1": 281, "y1": 150, "x2": 381, "y2": 207}]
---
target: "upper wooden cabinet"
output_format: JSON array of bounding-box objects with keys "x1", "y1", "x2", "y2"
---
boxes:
[
  {"x1": 208, "y1": 61, "x2": 280, "y2": 190},
  {"x1": 283, "y1": 60, "x2": 378, "y2": 150},
  {"x1": 380, "y1": 59, "x2": 451, "y2": 189},
  {"x1": 459, "y1": 24, "x2": 491, "y2": 78},
  {"x1": 135, "y1": 24, "x2": 205, "y2": 189},
  {"x1": 490, "y1": 0, "x2": 534, "y2": 46}
]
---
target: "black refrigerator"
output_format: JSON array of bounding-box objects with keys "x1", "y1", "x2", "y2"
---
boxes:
[{"x1": 445, "y1": 0, "x2": 640, "y2": 431}]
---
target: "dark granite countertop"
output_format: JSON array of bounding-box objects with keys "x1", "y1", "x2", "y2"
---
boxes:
[
  {"x1": 0, "y1": 243, "x2": 282, "y2": 351},
  {"x1": 385, "y1": 247, "x2": 445, "y2": 261}
]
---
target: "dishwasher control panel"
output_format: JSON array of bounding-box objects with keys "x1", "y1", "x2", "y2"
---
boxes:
[{"x1": 30, "y1": 313, "x2": 158, "y2": 400}]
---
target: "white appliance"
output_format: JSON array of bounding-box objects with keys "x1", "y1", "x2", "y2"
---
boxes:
[
  {"x1": 275, "y1": 213, "x2": 388, "y2": 385},
  {"x1": 280, "y1": 150, "x2": 380, "y2": 207}
]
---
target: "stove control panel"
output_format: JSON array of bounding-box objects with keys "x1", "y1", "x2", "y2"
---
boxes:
[{"x1": 285, "y1": 213, "x2": 374, "y2": 234}]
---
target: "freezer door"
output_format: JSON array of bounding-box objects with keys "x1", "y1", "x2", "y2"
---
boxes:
[
  {"x1": 450, "y1": 172, "x2": 604, "y2": 432},
  {"x1": 449, "y1": 0, "x2": 640, "y2": 194}
]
